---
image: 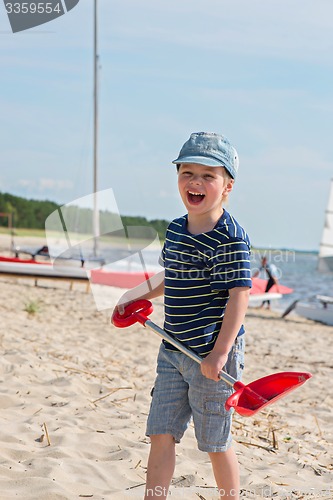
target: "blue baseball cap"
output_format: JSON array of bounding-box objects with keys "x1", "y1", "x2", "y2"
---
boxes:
[{"x1": 172, "y1": 132, "x2": 239, "y2": 179}]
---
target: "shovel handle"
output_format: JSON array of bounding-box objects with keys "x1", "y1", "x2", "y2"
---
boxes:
[{"x1": 112, "y1": 300, "x2": 237, "y2": 388}]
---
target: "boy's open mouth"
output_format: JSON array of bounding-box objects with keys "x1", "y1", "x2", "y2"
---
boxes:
[{"x1": 187, "y1": 191, "x2": 205, "y2": 204}]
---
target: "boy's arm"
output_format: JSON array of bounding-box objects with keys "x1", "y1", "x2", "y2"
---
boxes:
[
  {"x1": 200, "y1": 286, "x2": 250, "y2": 381},
  {"x1": 111, "y1": 270, "x2": 165, "y2": 319}
]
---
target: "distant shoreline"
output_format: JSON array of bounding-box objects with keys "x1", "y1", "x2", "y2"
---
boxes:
[
  {"x1": 252, "y1": 246, "x2": 318, "y2": 256},
  {"x1": 0, "y1": 228, "x2": 319, "y2": 255}
]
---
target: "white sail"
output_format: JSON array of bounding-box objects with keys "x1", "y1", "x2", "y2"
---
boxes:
[{"x1": 318, "y1": 178, "x2": 333, "y2": 273}]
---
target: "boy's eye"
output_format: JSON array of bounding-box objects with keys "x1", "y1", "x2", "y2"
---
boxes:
[{"x1": 204, "y1": 174, "x2": 214, "y2": 179}]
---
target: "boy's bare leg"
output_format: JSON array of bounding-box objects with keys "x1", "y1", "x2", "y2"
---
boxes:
[
  {"x1": 208, "y1": 447, "x2": 240, "y2": 499},
  {"x1": 144, "y1": 434, "x2": 176, "y2": 499}
]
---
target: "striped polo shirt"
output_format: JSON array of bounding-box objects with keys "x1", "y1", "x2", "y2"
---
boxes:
[{"x1": 161, "y1": 210, "x2": 252, "y2": 357}]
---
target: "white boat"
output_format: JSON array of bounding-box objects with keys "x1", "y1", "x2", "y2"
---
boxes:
[
  {"x1": 318, "y1": 178, "x2": 333, "y2": 273},
  {"x1": 294, "y1": 295, "x2": 333, "y2": 326},
  {"x1": 0, "y1": 258, "x2": 89, "y2": 281}
]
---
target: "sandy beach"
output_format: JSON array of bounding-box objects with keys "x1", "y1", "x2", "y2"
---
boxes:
[{"x1": 0, "y1": 262, "x2": 332, "y2": 499}]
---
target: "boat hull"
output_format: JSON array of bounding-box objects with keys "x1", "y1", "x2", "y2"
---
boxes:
[
  {"x1": 0, "y1": 256, "x2": 154, "y2": 288},
  {"x1": 0, "y1": 258, "x2": 88, "y2": 280},
  {"x1": 90, "y1": 269, "x2": 154, "y2": 288},
  {"x1": 295, "y1": 303, "x2": 333, "y2": 326}
]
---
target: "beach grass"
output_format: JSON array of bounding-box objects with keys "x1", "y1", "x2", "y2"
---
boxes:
[{"x1": 0, "y1": 227, "x2": 46, "y2": 238}]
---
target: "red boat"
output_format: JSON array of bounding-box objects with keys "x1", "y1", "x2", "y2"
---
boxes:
[{"x1": 0, "y1": 255, "x2": 154, "y2": 288}]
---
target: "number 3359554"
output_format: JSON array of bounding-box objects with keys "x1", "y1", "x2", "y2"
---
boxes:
[{"x1": 5, "y1": 3, "x2": 62, "y2": 14}]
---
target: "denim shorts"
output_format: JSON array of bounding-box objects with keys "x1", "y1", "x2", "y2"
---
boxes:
[{"x1": 146, "y1": 336, "x2": 245, "y2": 453}]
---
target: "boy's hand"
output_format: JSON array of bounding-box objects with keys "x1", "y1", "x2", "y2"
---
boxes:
[
  {"x1": 200, "y1": 351, "x2": 228, "y2": 382},
  {"x1": 111, "y1": 294, "x2": 133, "y2": 324}
]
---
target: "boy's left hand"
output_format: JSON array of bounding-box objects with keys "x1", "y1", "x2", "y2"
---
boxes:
[{"x1": 200, "y1": 351, "x2": 228, "y2": 382}]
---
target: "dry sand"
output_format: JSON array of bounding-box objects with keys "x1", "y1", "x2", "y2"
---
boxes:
[{"x1": 0, "y1": 266, "x2": 332, "y2": 499}]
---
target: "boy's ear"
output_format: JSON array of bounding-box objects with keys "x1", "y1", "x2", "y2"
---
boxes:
[{"x1": 224, "y1": 178, "x2": 234, "y2": 195}]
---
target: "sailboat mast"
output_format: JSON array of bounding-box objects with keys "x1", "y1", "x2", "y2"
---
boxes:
[{"x1": 93, "y1": 0, "x2": 99, "y2": 256}]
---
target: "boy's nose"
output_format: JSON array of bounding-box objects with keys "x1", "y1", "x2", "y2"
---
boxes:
[{"x1": 190, "y1": 175, "x2": 201, "y2": 184}]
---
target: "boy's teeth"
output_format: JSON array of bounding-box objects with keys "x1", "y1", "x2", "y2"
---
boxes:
[{"x1": 187, "y1": 191, "x2": 205, "y2": 204}]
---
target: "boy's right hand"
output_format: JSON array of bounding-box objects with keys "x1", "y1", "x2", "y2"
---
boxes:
[{"x1": 111, "y1": 294, "x2": 133, "y2": 324}]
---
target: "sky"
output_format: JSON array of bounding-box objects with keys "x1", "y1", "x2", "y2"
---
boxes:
[{"x1": 1, "y1": 0, "x2": 333, "y2": 251}]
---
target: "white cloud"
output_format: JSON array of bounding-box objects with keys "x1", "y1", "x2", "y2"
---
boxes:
[
  {"x1": 18, "y1": 178, "x2": 73, "y2": 191},
  {"x1": 17, "y1": 179, "x2": 34, "y2": 188},
  {"x1": 39, "y1": 178, "x2": 73, "y2": 190}
]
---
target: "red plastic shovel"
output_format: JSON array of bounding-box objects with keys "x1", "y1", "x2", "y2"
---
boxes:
[{"x1": 112, "y1": 300, "x2": 312, "y2": 417}]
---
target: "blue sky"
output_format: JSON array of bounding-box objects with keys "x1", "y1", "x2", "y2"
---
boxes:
[{"x1": 1, "y1": 0, "x2": 333, "y2": 250}]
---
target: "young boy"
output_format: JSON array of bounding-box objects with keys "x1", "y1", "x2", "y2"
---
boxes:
[{"x1": 112, "y1": 131, "x2": 252, "y2": 499}]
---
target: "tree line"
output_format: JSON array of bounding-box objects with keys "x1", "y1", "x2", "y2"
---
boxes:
[{"x1": 0, "y1": 192, "x2": 169, "y2": 240}]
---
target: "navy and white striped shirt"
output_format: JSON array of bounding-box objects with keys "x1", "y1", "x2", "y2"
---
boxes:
[{"x1": 161, "y1": 210, "x2": 252, "y2": 357}]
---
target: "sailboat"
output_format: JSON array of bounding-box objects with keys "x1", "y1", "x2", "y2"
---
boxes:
[
  {"x1": 0, "y1": 2, "x2": 155, "y2": 289},
  {"x1": 282, "y1": 179, "x2": 333, "y2": 325},
  {"x1": 318, "y1": 178, "x2": 333, "y2": 273},
  {"x1": 0, "y1": 1, "x2": 101, "y2": 276},
  {"x1": 0, "y1": 1, "x2": 95, "y2": 279}
]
